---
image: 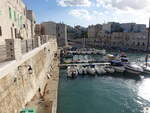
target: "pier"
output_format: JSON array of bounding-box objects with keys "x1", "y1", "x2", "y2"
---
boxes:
[{"x1": 60, "y1": 62, "x2": 110, "y2": 67}]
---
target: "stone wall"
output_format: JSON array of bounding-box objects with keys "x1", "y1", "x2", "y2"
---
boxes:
[{"x1": 0, "y1": 39, "x2": 57, "y2": 113}]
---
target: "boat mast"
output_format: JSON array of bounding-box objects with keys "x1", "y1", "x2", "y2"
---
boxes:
[{"x1": 146, "y1": 18, "x2": 150, "y2": 67}]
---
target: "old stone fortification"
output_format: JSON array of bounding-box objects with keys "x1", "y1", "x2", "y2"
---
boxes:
[{"x1": 0, "y1": 38, "x2": 57, "y2": 113}]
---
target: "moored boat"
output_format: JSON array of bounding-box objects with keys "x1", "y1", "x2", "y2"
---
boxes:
[
  {"x1": 67, "y1": 66, "x2": 78, "y2": 78},
  {"x1": 104, "y1": 66, "x2": 115, "y2": 73},
  {"x1": 87, "y1": 65, "x2": 96, "y2": 75},
  {"x1": 95, "y1": 65, "x2": 106, "y2": 75},
  {"x1": 111, "y1": 60, "x2": 125, "y2": 73},
  {"x1": 125, "y1": 63, "x2": 143, "y2": 75}
]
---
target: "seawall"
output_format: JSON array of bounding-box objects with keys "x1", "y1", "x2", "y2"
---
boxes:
[{"x1": 0, "y1": 38, "x2": 58, "y2": 113}]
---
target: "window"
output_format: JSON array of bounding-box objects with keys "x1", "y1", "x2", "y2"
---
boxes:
[
  {"x1": 20, "y1": 16, "x2": 22, "y2": 26},
  {"x1": 9, "y1": 7, "x2": 12, "y2": 19},
  {"x1": 0, "y1": 26, "x2": 2, "y2": 36},
  {"x1": 14, "y1": 11, "x2": 16, "y2": 21}
]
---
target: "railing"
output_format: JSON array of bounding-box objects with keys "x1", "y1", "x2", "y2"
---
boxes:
[
  {"x1": 0, "y1": 45, "x2": 10, "y2": 63},
  {"x1": 21, "y1": 38, "x2": 38, "y2": 54},
  {"x1": 0, "y1": 35, "x2": 56, "y2": 63}
]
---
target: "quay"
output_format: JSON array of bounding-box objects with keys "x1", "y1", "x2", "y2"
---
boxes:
[
  {"x1": 65, "y1": 50, "x2": 106, "y2": 55},
  {"x1": 60, "y1": 62, "x2": 110, "y2": 68}
]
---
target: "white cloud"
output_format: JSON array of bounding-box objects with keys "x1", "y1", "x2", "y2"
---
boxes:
[
  {"x1": 69, "y1": 8, "x2": 150, "y2": 26},
  {"x1": 69, "y1": 9, "x2": 92, "y2": 21},
  {"x1": 57, "y1": 0, "x2": 91, "y2": 7},
  {"x1": 96, "y1": 0, "x2": 150, "y2": 10}
]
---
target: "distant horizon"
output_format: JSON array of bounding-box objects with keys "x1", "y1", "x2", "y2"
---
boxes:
[{"x1": 23, "y1": 0, "x2": 150, "y2": 27}]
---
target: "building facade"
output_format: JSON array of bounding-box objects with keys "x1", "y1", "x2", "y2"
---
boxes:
[
  {"x1": 56, "y1": 23, "x2": 68, "y2": 47},
  {"x1": 88, "y1": 24, "x2": 102, "y2": 38},
  {"x1": 41, "y1": 21, "x2": 57, "y2": 36},
  {"x1": 0, "y1": 0, "x2": 35, "y2": 44}
]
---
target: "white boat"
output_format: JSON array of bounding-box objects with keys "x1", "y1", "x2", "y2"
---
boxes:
[
  {"x1": 125, "y1": 63, "x2": 143, "y2": 75},
  {"x1": 140, "y1": 64, "x2": 150, "y2": 74},
  {"x1": 82, "y1": 66, "x2": 87, "y2": 75},
  {"x1": 104, "y1": 66, "x2": 115, "y2": 73},
  {"x1": 113, "y1": 66, "x2": 125, "y2": 73},
  {"x1": 67, "y1": 66, "x2": 78, "y2": 78},
  {"x1": 110, "y1": 60, "x2": 125, "y2": 73},
  {"x1": 77, "y1": 66, "x2": 83, "y2": 75},
  {"x1": 95, "y1": 65, "x2": 106, "y2": 75},
  {"x1": 87, "y1": 66, "x2": 96, "y2": 75}
]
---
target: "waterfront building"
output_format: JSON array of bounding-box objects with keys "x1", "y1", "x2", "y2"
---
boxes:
[
  {"x1": 133, "y1": 24, "x2": 146, "y2": 33},
  {"x1": 41, "y1": 21, "x2": 57, "y2": 36},
  {"x1": 120, "y1": 23, "x2": 146, "y2": 33},
  {"x1": 88, "y1": 24, "x2": 102, "y2": 38},
  {"x1": 56, "y1": 23, "x2": 68, "y2": 47},
  {"x1": 35, "y1": 24, "x2": 42, "y2": 36},
  {"x1": 0, "y1": 0, "x2": 35, "y2": 44},
  {"x1": 120, "y1": 23, "x2": 135, "y2": 32},
  {"x1": 102, "y1": 22, "x2": 122, "y2": 33},
  {"x1": 26, "y1": 10, "x2": 36, "y2": 38}
]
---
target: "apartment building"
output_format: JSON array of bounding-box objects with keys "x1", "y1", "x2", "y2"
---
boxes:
[{"x1": 0, "y1": 0, "x2": 35, "y2": 44}]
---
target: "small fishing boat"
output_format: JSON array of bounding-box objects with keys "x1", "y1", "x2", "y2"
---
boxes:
[
  {"x1": 87, "y1": 65, "x2": 96, "y2": 75},
  {"x1": 67, "y1": 66, "x2": 78, "y2": 78},
  {"x1": 125, "y1": 63, "x2": 143, "y2": 75},
  {"x1": 111, "y1": 60, "x2": 125, "y2": 73},
  {"x1": 104, "y1": 66, "x2": 115, "y2": 73},
  {"x1": 82, "y1": 66, "x2": 87, "y2": 75},
  {"x1": 95, "y1": 65, "x2": 106, "y2": 75},
  {"x1": 77, "y1": 66, "x2": 83, "y2": 75},
  {"x1": 103, "y1": 54, "x2": 116, "y2": 62}
]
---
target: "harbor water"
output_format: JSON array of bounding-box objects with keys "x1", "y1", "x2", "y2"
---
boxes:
[{"x1": 57, "y1": 51, "x2": 150, "y2": 113}]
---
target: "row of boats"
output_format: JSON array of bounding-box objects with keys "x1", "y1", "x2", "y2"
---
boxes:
[
  {"x1": 62, "y1": 48, "x2": 106, "y2": 56},
  {"x1": 67, "y1": 54, "x2": 150, "y2": 78}
]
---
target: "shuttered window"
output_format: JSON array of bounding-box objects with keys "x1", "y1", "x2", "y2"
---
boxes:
[
  {"x1": 0, "y1": 26, "x2": 2, "y2": 36},
  {"x1": 9, "y1": 7, "x2": 12, "y2": 19}
]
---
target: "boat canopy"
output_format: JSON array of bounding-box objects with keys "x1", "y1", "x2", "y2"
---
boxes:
[{"x1": 111, "y1": 60, "x2": 123, "y2": 66}]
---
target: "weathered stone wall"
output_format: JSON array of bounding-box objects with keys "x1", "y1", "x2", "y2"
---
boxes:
[{"x1": 0, "y1": 39, "x2": 57, "y2": 113}]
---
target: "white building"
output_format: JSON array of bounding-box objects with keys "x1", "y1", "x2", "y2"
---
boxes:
[{"x1": 0, "y1": 0, "x2": 35, "y2": 44}]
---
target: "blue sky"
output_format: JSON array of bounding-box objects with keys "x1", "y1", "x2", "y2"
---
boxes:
[{"x1": 23, "y1": 0, "x2": 150, "y2": 27}]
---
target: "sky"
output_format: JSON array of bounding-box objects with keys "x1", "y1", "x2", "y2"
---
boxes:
[{"x1": 23, "y1": 0, "x2": 150, "y2": 27}]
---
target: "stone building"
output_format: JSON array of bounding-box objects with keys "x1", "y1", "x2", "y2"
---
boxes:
[
  {"x1": 26, "y1": 10, "x2": 36, "y2": 38},
  {"x1": 120, "y1": 23, "x2": 146, "y2": 33},
  {"x1": 0, "y1": 0, "x2": 35, "y2": 44},
  {"x1": 88, "y1": 24, "x2": 102, "y2": 38},
  {"x1": 35, "y1": 21, "x2": 68, "y2": 47},
  {"x1": 56, "y1": 23, "x2": 68, "y2": 47},
  {"x1": 41, "y1": 21, "x2": 57, "y2": 36},
  {"x1": 102, "y1": 22, "x2": 122, "y2": 33},
  {"x1": 35, "y1": 24, "x2": 42, "y2": 36}
]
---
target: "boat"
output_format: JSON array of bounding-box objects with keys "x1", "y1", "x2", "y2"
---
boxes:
[
  {"x1": 87, "y1": 65, "x2": 96, "y2": 75},
  {"x1": 95, "y1": 65, "x2": 106, "y2": 75},
  {"x1": 76, "y1": 66, "x2": 83, "y2": 75},
  {"x1": 103, "y1": 54, "x2": 116, "y2": 62},
  {"x1": 110, "y1": 60, "x2": 125, "y2": 73},
  {"x1": 67, "y1": 66, "x2": 78, "y2": 78},
  {"x1": 125, "y1": 63, "x2": 143, "y2": 75},
  {"x1": 140, "y1": 63, "x2": 150, "y2": 74},
  {"x1": 82, "y1": 66, "x2": 87, "y2": 75},
  {"x1": 104, "y1": 66, "x2": 115, "y2": 73}
]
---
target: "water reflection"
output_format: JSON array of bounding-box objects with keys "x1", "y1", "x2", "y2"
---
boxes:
[{"x1": 138, "y1": 78, "x2": 150, "y2": 101}]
